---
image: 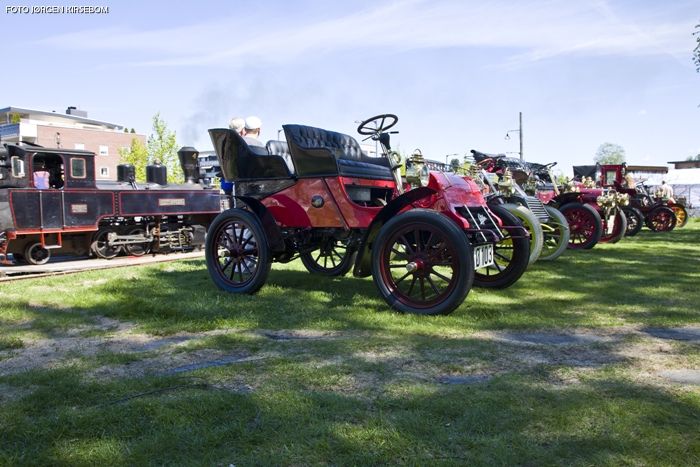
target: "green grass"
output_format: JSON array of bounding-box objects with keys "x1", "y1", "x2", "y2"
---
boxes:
[{"x1": 0, "y1": 219, "x2": 699, "y2": 465}]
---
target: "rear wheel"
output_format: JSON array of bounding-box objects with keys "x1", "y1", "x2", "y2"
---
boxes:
[
  {"x1": 600, "y1": 210, "x2": 627, "y2": 244},
  {"x1": 473, "y1": 204, "x2": 530, "y2": 289},
  {"x1": 205, "y1": 209, "x2": 271, "y2": 294},
  {"x1": 24, "y1": 243, "x2": 51, "y2": 265},
  {"x1": 91, "y1": 230, "x2": 121, "y2": 259},
  {"x1": 300, "y1": 238, "x2": 356, "y2": 276},
  {"x1": 371, "y1": 209, "x2": 473, "y2": 316},
  {"x1": 560, "y1": 203, "x2": 602, "y2": 249},
  {"x1": 646, "y1": 206, "x2": 676, "y2": 232},
  {"x1": 671, "y1": 204, "x2": 688, "y2": 228},
  {"x1": 501, "y1": 203, "x2": 543, "y2": 264},
  {"x1": 539, "y1": 205, "x2": 570, "y2": 261},
  {"x1": 622, "y1": 207, "x2": 644, "y2": 237}
]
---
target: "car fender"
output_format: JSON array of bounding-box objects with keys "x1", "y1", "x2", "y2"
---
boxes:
[
  {"x1": 234, "y1": 196, "x2": 286, "y2": 253},
  {"x1": 352, "y1": 186, "x2": 435, "y2": 278}
]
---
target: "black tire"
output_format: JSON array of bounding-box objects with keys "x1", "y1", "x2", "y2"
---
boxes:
[
  {"x1": 600, "y1": 210, "x2": 627, "y2": 244},
  {"x1": 622, "y1": 207, "x2": 644, "y2": 237},
  {"x1": 645, "y1": 206, "x2": 676, "y2": 232},
  {"x1": 473, "y1": 204, "x2": 530, "y2": 289},
  {"x1": 300, "y1": 238, "x2": 356, "y2": 276},
  {"x1": 24, "y1": 243, "x2": 51, "y2": 265},
  {"x1": 91, "y1": 230, "x2": 121, "y2": 259},
  {"x1": 371, "y1": 209, "x2": 473, "y2": 316},
  {"x1": 671, "y1": 204, "x2": 688, "y2": 228},
  {"x1": 124, "y1": 228, "x2": 150, "y2": 256},
  {"x1": 205, "y1": 209, "x2": 271, "y2": 294},
  {"x1": 560, "y1": 203, "x2": 602, "y2": 250},
  {"x1": 501, "y1": 203, "x2": 543, "y2": 265},
  {"x1": 12, "y1": 253, "x2": 27, "y2": 265},
  {"x1": 539, "y1": 205, "x2": 570, "y2": 261}
]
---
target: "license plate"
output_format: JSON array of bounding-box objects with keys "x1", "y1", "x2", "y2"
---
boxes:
[
  {"x1": 474, "y1": 244, "x2": 495, "y2": 269},
  {"x1": 606, "y1": 215, "x2": 615, "y2": 235}
]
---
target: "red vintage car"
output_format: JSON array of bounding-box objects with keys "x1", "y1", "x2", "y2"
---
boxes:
[{"x1": 205, "y1": 114, "x2": 530, "y2": 315}]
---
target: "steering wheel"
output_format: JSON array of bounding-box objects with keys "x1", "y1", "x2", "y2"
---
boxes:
[{"x1": 357, "y1": 114, "x2": 398, "y2": 135}]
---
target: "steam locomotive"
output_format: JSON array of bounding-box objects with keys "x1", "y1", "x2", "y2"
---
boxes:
[{"x1": 0, "y1": 142, "x2": 222, "y2": 265}]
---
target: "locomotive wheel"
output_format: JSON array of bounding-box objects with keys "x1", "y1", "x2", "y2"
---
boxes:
[
  {"x1": 124, "y1": 228, "x2": 150, "y2": 257},
  {"x1": 473, "y1": 204, "x2": 530, "y2": 289},
  {"x1": 645, "y1": 206, "x2": 676, "y2": 232},
  {"x1": 12, "y1": 254, "x2": 27, "y2": 265},
  {"x1": 371, "y1": 209, "x2": 473, "y2": 316},
  {"x1": 205, "y1": 209, "x2": 271, "y2": 294},
  {"x1": 538, "y1": 205, "x2": 570, "y2": 261},
  {"x1": 24, "y1": 243, "x2": 51, "y2": 265},
  {"x1": 559, "y1": 203, "x2": 602, "y2": 250},
  {"x1": 501, "y1": 203, "x2": 543, "y2": 265},
  {"x1": 671, "y1": 204, "x2": 688, "y2": 228},
  {"x1": 622, "y1": 207, "x2": 644, "y2": 237},
  {"x1": 91, "y1": 230, "x2": 122, "y2": 259},
  {"x1": 300, "y1": 238, "x2": 356, "y2": 276},
  {"x1": 599, "y1": 210, "x2": 627, "y2": 244}
]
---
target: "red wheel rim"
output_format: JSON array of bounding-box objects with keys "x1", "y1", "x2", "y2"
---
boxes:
[
  {"x1": 214, "y1": 219, "x2": 260, "y2": 286},
  {"x1": 564, "y1": 207, "x2": 597, "y2": 248}
]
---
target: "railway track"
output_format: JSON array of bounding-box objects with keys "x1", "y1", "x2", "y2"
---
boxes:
[{"x1": 0, "y1": 251, "x2": 204, "y2": 282}]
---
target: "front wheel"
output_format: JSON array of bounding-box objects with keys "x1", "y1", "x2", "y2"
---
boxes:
[
  {"x1": 24, "y1": 243, "x2": 51, "y2": 265},
  {"x1": 622, "y1": 207, "x2": 644, "y2": 237},
  {"x1": 371, "y1": 209, "x2": 473, "y2": 316},
  {"x1": 205, "y1": 209, "x2": 271, "y2": 294},
  {"x1": 538, "y1": 205, "x2": 570, "y2": 261},
  {"x1": 560, "y1": 203, "x2": 602, "y2": 249},
  {"x1": 501, "y1": 203, "x2": 543, "y2": 265},
  {"x1": 599, "y1": 210, "x2": 627, "y2": 244},
  {"x1": 473, "y1": 204, "x2": 530, "y2": 289},
  {"x1": 645, "y1": 206, "x2": 676, "y2": 232},
  {"x1": 300, "y1": 238, "x2": 356, "y2": 276}
]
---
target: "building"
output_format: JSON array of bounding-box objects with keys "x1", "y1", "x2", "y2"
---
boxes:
[
  {"x1": 0, "y1": 106, "x2": 145, "y2": 180},
  {"x1": 667, "y1": 159, "x2": 700, "y2": 170}
]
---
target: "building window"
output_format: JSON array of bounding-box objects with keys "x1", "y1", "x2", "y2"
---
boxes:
[
  {"x1": 74, "y1": 143, "x2": 85, "y2": 150},
  {"x1": 11, "y1": 156, "x2": 25, "y2": 177},
  {"x1": 99, "y1": 145, "x2": 109, "y2": 156},
  {"x1": 99, "y1": 167, "x2": 109, "y2": 178},
  {"x1": 71, "y1": 158, "x2": 86, "y2": 179}
]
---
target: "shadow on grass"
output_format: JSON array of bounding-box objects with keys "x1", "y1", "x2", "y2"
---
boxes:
[{"x1": 1, "y1": 364, "x2": 698, "y2": 465}]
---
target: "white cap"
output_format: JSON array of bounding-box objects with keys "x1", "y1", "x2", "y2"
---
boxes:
[
  {"x1": 229, "y1": 117, "x2": 245, "y2": 131},
  {"x1": 245, "y1": 116, "x2": 262, "y2": 130}
]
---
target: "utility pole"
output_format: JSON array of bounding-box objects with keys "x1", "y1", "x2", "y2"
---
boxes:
[{"x1": 519, "y1": 111, "x2": 523, "y2": 161}]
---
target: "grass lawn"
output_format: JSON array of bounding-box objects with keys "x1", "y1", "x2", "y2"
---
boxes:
[{"x1": 1, "y1": 219, "x2": 699, "y2": 465}]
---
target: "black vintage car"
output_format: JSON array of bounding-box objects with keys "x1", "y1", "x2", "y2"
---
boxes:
[{"x1": 0, "y1": 143, "x2": 222, "y2": 264}]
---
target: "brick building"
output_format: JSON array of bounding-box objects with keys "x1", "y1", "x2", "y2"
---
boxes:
[{"x1": 0, "y1": 106, "x2": 145, "y2": 180}]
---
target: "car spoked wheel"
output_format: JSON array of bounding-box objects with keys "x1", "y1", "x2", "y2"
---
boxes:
[
  {"x1": 473, "y1": 204, "x2": 530, "y2": 288},
  {"x1": 599, "y1": 210, "x2": 627, "y2": 244},
  {"x1": 300, "y1": 238, "x2": 356, "y2": 276},
  {"x1": 671, "y1": 205, "x2": 688, "y2": 228},
  {"x1": 538, "y1": 205, "x2": 570, "y2": 261},
  {"x1": 501, "y1": 203, "x2": 543, "y2": 265},
  {"x1": 645, "y1": 206, "x2": 676, "y2": 232},
  {"x1": 622, "y1": 206, "x2": 644, "y2": 237},
  {"x1": 205, "y1": 209, "x2": 271, "y2": 294},
  {"x1": 560, "y1": 203, "x2": 602, "y2": 250},
  {"x1": 24, "y1": 242, "x2": 51, "y2": 265},
  {"x1": 372, "y1": 209, "x2": 473, "y2": 316},
  {"x1": 91, "y1": 229, "x2": 122, "y2": 259}
]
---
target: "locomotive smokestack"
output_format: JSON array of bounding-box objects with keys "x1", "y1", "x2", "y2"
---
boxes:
[{"x1": 178, "y1": 146, "x2": 200, "y2": 184}]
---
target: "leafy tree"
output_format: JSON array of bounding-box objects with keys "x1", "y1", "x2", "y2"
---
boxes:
[
  {"x1": 147, "y1": 113, "x2": 182, "y2": 183},
  {"x1": 450, "y1": 158, "x2": 460, "y2": 172},
  {"x1": 686, "y1": 154, "x2": 700, "y2": 161},
  {"x1": 118, "y1": 137, "x2": 149, "y2": 182},
  {"x1": 594, "y1": 142, "x2": 626, "y2": 165}
]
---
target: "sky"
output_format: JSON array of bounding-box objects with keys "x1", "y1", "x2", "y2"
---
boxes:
[{"x1": 2, "y1": 0, "x2": 699, "y2": 175}]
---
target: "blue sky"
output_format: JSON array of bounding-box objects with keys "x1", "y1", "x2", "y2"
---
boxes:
[{"x1": 3, "y1": 0, "x2": 699, "y2": 174}]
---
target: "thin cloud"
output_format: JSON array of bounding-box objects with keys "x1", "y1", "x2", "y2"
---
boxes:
[{"x1": 36, "y1": 0, "x2": 695, "y2": 68}]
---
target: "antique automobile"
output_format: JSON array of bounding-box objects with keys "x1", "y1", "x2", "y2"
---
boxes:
[
  {"x1": 469, "y1": 151, "x2": 570, "y2": 263},
  {"x1": 205, "y1": 114, "x2": 530, "y2": 316},
  {"x1": 597, "y1": 164, "x2": 680, "y2": 232},
  {"x1": 0, "y1": 143, "x2": 221, "y2": 265}
]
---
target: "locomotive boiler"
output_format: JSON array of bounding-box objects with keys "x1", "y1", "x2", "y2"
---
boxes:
[{"x1": 0, "y1": 143, "x2": 222, "y2": 264}]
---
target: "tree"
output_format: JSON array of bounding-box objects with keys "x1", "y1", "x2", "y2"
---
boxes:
[
  {"x1": 147, "y1": 113, "x2": 182, "y2": 183},
  {"x1": 686, "y1": 154, "x2": 700, "y2": 161},
  {"x1": 118, "y1": 137, "x2": 149, "y2": 182},
  {"x1": 450, "y1": 158, "x2": 460, "y2": 172},
  {"x1": 594, "y1": 143, "x2": 626, "y2": 165}
]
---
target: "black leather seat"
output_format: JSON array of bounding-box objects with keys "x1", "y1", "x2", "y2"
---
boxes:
[
  {"x1": 265, "y1": 140, "x2": 295, "y2": 174},
  {"x1": 284, "y1": 124, "x2": 394, "y2": 180},
  {"x1": 208, "y1": 128, "x2": 292, "y2": 180}
]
